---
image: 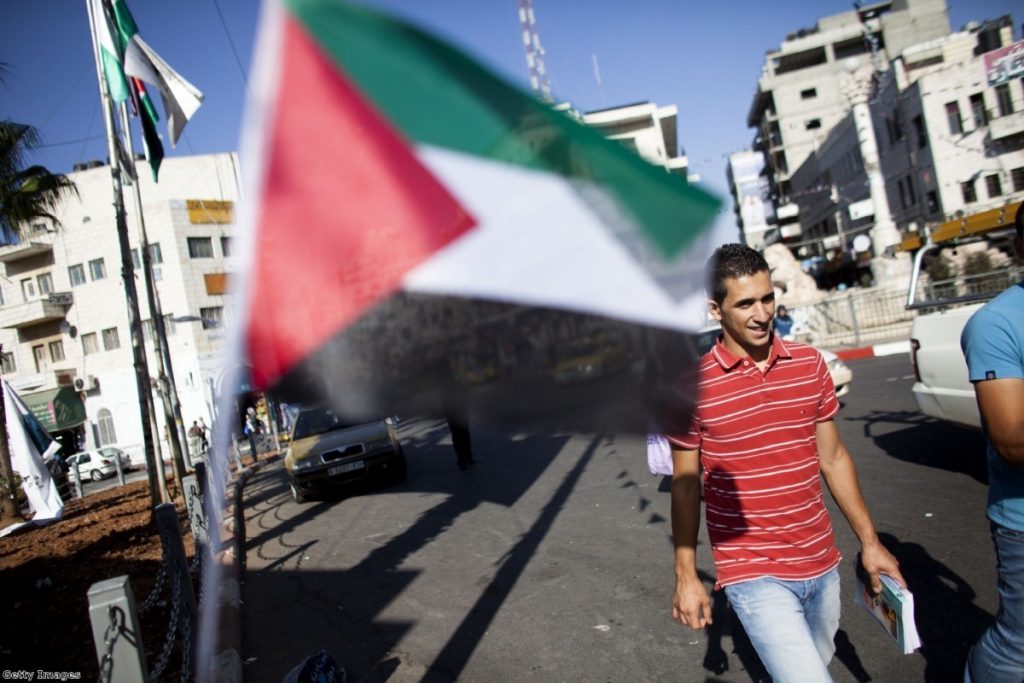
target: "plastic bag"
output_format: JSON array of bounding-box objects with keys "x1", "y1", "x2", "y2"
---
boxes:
[
  {"x1": 281, "y1": 650, "x2": 346, "y2": 683},
  {"x1": 647, "y1": 433, "x2": 673, "y2": 476}
]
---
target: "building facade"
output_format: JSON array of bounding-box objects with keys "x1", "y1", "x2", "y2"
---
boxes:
[
  {"x1": 580, "y1": 101, "x2": 690, "y2": 179},
  {"x1": 0, "y1": 153, "x2": 240, "y2": 461},
  {"x1": 726, "y1": 150, "x2": 775, "y2": 250}
]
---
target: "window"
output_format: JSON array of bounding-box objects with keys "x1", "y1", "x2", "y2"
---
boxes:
[
  {"x1": 89, "y1": 258, "x2": 107, "y2": 281},
  {"x1": 48, "y1": 340, "x2": 64, "y2": 362},
  {"x1": 68, "y1": 264, "x2": 86, "y2": 287},
  {"x1": 926, "y1": 190, "x2": 939, "y2": 214},
  {"x1": 82, "y1": 332, "x2": 99, "y2": 355},
  {"x1": 970, "y1": 93, "x2": 988, "y2": 128},
  {"x1": 32, "y1": 345, "x2": 46, "y2": 372},
  {"x1": 101, "y1": 327, "x2": 120, "y2": 351},
  {"x1": 805, "y1": 119, "x2": 822, "y2": 130},
  {"x1": 37, "y1": 273, "x2": 53, "y2": 296},
  {"x1": 0, "y1": 352, "x2": 15, "y2": 373},
  {"x1": 986, "y1": 174, "x2": 1003, "y2": 198},
  {"x1": 996, "y1": 84, "x2": 1014, "y2": 117},
  {"x1": 1012, "y1": 167, "x2": 1024, "y2": 193},
  {"x1": 132, "y1": 243, "x2": 164, "y2": 267},
  {"x1": 220, "y1": 236, "x2": 233, "y2": 257},
  {"x1": 97, "y1": 408, "x2": 117, "y2": 446},
  {"x1": 946, "y1": 101, "x2": 963, "y2": 135},
  {"x1": 913, "y1": 116, "x2": 926, "y2": 148},
  {"x1": 962, "y1": 180, "x2": 977, "y2": 204},
  {"x1": 905, "y1": 175, "x2": 917, "y2": 205},
  {"x1": 199, "y1": 306, "x2": 223, "y2": 330},
  {"x1": 187, "y1": 237, "x2": 214, "y2": 258},
  {"x1": 21, "y1": 278, "x2": 36, "y2": 302},
  {"x1": 800, "y1": 88, "x2": 817, "y2": 99}
]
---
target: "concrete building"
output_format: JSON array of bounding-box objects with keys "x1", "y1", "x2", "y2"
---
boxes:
[
  {"x1": 785, "y1": 17, "x2": 1023, "y2": 270},
  {"x1": 726, "y1": 150, "x2": 774, "y2": 250},
  {"x1": 0, "y1": 153, "x2": 240, "y2": 461},
  {"x1": 748, "y1": 0, "x2": 951, "y2": 243},
  {"x1": 580, "y1": 101, "x2": 690, "y2": 179}
]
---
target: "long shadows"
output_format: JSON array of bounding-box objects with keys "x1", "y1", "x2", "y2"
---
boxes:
[{"x1": 242, "y1": 420, "x2": 579, "y2": 682}]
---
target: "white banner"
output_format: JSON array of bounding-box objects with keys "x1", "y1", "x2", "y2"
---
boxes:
[{"x1": 1, "y1": 381, "x2": 63, "y2": 534}]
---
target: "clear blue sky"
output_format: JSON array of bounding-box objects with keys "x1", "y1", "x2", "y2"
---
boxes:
[{"x1": 1, "y1": 0, "x2": 1019, "y2": 239}]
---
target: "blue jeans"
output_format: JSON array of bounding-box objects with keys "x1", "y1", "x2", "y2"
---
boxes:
[
  {"x1": 724, "y1": 567, "x2": 840, "y2": 683},
  {"x1": 966, "y1": 522, "x2": 1024, "y2": 682}
]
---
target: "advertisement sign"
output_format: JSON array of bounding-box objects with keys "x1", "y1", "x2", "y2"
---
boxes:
[
  {"x1": 187, "y1": 199, "x2": 235, "y2": 224},
  {"x1": 985, "y1": 40, "x2": 1024, "y2": 87}
]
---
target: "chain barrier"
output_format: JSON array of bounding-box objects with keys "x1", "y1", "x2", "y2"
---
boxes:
[
  {"x1": 150, "y1": 568, "x2": 182, "y2": 682},
  {"x1": 137, "y1": 560, "x2": 169, "y2": 614},
  {"x1": 179, "y1": 595, "x2": 193, "y2": 683},
  {"x1": 96, "y1": 605, "x2": 124, "y2": 683}
]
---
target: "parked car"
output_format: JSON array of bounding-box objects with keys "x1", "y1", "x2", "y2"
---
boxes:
[
  {"x1": 67, "y1": 446, "x2": 130, "y2": 482},
  {"x1": 284, "y1": 405, "x2": 406, "y2": 503},
  {"x1": 697, "y1": 325, "x2": 853, "y2": 397}
]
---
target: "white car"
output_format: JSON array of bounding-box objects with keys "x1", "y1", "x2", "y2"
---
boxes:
[{"x1": 67, "y1": 447, "x2": 131, "y2": 482}]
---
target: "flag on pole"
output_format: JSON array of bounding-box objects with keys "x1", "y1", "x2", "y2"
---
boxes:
[
  {"x1": 89, "y1": 0, "x2": 203, "y2": 179},
  {"x1": 236, "y1": 0, "x2": 721, "y2": 434}
]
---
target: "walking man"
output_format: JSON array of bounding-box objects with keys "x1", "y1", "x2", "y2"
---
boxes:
[
  {"x1": 669, "y1": 243, "x2": 904, "y2": 682},
  {"x1": 962, "y1": 204, "x2": 1024, "y2": 682}
]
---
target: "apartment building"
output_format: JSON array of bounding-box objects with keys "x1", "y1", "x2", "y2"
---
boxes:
[
  {"x1": 748, "y1": 0, "x2": 950, "y2": 242},
  {"x1": 0, "y1": 153, "x2": 240, "y2": 459},
  {"x1": 580, "y1": 101, "x2": 690, "y2": 179}
]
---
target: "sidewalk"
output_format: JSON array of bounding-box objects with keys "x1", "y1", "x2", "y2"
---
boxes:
[{"x1": 830, "y1": 338, "x2": 911, "y2": 361}]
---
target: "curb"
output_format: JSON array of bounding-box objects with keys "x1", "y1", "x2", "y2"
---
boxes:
[{"x1": 833, "y1": 339, "x2": 911, "y2": 361}]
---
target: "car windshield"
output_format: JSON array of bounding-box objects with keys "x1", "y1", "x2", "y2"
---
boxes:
[{"x1": 291, "y1": 407, "x2": 361, "y2": 440}]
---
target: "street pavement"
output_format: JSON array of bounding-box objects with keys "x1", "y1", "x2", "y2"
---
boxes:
[{"x1": 240, "y1": 353, "x2": 995, "y2": 682}]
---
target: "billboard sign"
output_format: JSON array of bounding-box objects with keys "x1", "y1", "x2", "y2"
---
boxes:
[{"x1": 985, "y1": 40, "x2": 1024, "y2": 87}]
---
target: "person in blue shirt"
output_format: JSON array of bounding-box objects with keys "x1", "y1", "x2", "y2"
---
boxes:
[
  {"x1": 962, "y1": 203, "x2": 1024, "y2": 682},
  {"x1": 774, "y1": 305, "x2": 795, "y2": 339}
]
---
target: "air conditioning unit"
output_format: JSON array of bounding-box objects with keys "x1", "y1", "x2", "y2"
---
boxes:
[
  {"x1": 74, "y1": 376, "x2": 100, "y2": 392},
  {"x1": 74, "y1": 378, "x2": 85, "y2": 391}
]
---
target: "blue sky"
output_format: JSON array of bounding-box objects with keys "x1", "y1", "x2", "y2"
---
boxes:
[{"x1": 1, "y1": 0, "x2": 1019, "y2": 239}]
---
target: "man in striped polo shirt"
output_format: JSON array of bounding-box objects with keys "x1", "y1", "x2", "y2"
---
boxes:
[{"x1": 669, "y1": 243, "x2": 904, "y2": 682}]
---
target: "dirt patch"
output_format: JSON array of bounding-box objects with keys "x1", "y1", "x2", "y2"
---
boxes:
[{"x1": 0, "y1": 479, "x2": 196, "y2": 680}]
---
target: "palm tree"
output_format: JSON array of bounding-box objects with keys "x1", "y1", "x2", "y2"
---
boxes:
[{"x1": 0, "y1": 90, "x2": 78, "y2": 519}]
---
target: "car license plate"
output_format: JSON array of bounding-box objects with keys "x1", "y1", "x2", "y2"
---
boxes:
[{"x1": 328, "y1": 461, "x2": 365, "y2": 476}]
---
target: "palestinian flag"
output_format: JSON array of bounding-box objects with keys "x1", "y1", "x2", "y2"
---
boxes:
[{"x1": 237, "y1": 0, "x2": 720, "y2": 434}]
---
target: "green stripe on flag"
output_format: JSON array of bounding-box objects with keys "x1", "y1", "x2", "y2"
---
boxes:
[{"x1": 286, "y1": 0, "x2": 719, "y2": 261}]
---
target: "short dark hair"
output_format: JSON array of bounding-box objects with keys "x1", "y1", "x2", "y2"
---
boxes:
[{"x1": 708, "y1": 243, "x2": 769, "y2": 305}]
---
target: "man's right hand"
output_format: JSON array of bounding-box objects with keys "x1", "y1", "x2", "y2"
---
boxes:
[{"x1": 672, "y1": 574, "x2": 712, "y2": 630}]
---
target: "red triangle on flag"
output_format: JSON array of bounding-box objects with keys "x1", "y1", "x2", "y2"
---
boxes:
[{"x1": 247, "y1": 15, "x2": 476, "y2": 388}]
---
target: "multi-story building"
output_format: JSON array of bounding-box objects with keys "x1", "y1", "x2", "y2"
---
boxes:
[
  {"x1": 0, "y1": 153, "x2": 240, "y2": 460},
  {"x1": 748, "y1": 0, "x2": 951, "y2": 244},
  {"x1": 580, "y1": 101, "x2": 690, "y2": 180},
  {"x1": 726, "y1": 151, "x2": 774, "y2": 250}
]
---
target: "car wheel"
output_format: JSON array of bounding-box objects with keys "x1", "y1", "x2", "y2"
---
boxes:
[
  {"x1": 290, "y1": 482, "x2": 306, "y2": 504},
  {"x1": 90, "y1": 470, "x2": 103, "y2": 482}
]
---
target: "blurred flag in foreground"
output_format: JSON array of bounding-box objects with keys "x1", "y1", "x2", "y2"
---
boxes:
[{"x1": 236, "y1": 0, "x2": 720, "y2": 435}]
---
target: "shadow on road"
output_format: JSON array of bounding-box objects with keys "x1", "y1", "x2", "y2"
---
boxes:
[
  {"x1": 242, "y1": 420, "x2": 604, "y2": 682},
  {"x1": 846, "y1": 410, "x2": 988, "y2": 484}
]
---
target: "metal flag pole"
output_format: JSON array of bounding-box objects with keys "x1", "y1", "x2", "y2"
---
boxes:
[{"x1": 85, "y1": 0, "x2": 162, "y2": 506}]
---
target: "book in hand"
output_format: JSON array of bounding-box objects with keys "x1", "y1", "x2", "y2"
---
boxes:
[{"x1": 854, "y1": 558, "x2": 921, "y2": 654}]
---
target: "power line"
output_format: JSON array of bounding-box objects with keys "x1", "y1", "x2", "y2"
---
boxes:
[{"x1": 211, "y1": 0, "x2": 249, "y2": 93}]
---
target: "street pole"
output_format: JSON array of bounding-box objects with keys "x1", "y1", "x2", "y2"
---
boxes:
[
  {"x1": 86, "y1": 0, "x2": 161, "y2": 507},
  {"x1": 118, "y1": 105, "x2": 190, "y2": 488},
  {"x1": 0, "y1": 345, "x2": 21, "y2": 520}
]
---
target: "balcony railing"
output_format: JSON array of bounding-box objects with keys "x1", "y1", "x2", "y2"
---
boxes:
[{"x1": 0, "y1": 292, "x2": 72, "y2": 329}]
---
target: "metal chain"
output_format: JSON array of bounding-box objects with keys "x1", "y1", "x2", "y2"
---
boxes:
[
  {"x1": 137, "y1": 560, "x2": 169, "y2": 614},
  {"x1": 96, "y1": 605, "x2": 124, "y2": 683},
  {"x1": 150, "y1": 568, "x2": 181, "y2": 682},
  {"x1": 179, "y1": 598, "x2": 193, "y2": 683}
]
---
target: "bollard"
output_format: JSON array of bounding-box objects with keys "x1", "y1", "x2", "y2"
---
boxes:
[
  {"x1": 182, "y1": 470, "x2": 209, "y2": 563},
  {"x1": 153, "y1": 503, "x2": 198, "y2": 647},
  {"x1": 70, "y1": 461, "x2": 84, "y2": 499},
  {"x1": 114, "y1": 451, "x2": 126, "y2": 487},
  {"x1": 88, "y1": 575, "x2": 149, "y2": 682}
]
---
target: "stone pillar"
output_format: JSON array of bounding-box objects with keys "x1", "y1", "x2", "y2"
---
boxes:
[{"x1": 840, "y1": 64, "x2": 912, "y2": 289}]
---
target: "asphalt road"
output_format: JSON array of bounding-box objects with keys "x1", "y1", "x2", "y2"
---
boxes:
[{"x1": 240, "y1": 353, "x2": 995, "y2": 683}]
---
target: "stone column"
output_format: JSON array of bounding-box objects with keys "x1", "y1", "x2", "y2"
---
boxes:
[{"x1": 840, "y1": 64, "x2": 911, "y2": 288}]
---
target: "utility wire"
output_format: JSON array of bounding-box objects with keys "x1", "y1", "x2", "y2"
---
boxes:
[{"x1": 211, "y1": 0, "x2": 250, "y2": 93}]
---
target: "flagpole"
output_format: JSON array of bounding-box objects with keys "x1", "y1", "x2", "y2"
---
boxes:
[
  {"x1": 86, "y1": 0, "x2": 162, "y2": 507},
  {"x1": 118, "y1": 102, "x2": 191, "y2": 488}
]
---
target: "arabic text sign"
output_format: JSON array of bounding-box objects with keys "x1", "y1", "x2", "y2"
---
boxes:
[{"x1": 985, "y1": 40, "x2": 1024, "y2": 87}]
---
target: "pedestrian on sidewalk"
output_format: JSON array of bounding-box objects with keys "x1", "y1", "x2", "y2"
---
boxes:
[
  {"x1": 446, "y1": 413, "x2": 475, "y2": 471},
  {"x1": 961, "y1": 204, "x2": 1024, "y2": 682},
  {"x1": 774, "y1": 304, "x2": 795, "y2": 339},
  {"x1": 668, "y1": 243, "x2": 904, "y2": 682}
]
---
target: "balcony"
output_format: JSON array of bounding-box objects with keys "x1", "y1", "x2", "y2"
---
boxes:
[
  {"x1": 989, "y1": 110, "x2": 1024, "y2": 141},
  {"x1": 0, "y1": 240, "x2": 53, "y2": 263},
  {"x1": 0, "y1": 292, "x2": 72, "y2": 329}
]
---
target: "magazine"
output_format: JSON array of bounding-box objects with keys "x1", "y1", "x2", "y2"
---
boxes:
[{"x1": 854, "y1": 560, "x2": 921, "y2": 654}]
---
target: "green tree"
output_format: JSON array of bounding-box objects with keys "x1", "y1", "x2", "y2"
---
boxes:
[{"x1": 0, "y1": 99, "x2": 77, "y2": 519}]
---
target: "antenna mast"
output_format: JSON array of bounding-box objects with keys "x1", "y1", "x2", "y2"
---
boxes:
[{"x1": 517, "y1": 0, "x2": 552, "y2": 102}]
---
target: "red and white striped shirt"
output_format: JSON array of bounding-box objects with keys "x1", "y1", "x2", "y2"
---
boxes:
[{"x1": 669, "y1": 334, "x2": 841, "y2": 587}]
